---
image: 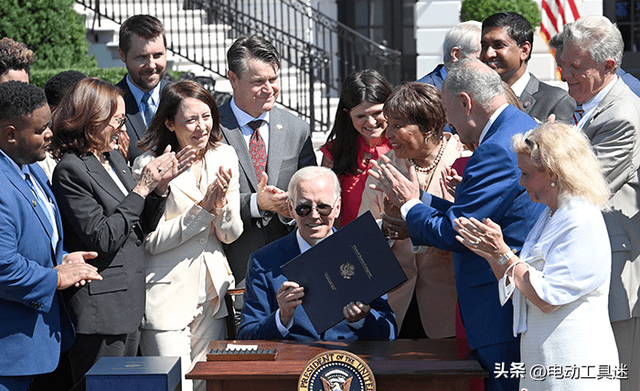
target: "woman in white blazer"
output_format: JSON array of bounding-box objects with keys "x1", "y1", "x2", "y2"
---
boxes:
[{"x1": 133, "y1": 80, "x2": 242, "y2": 391}]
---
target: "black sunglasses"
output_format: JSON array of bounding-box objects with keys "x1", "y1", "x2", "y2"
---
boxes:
[{"x1": 294, "y1": 200, "x2": 336, "y2": 217}]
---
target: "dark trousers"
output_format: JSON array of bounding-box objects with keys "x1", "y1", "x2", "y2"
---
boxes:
[
  {"x1": 69, "y1": 329, "x2": 140, "y2": 391},
  {"x1": 475, "y1": 339, "x2": 521, "y2": 391}
]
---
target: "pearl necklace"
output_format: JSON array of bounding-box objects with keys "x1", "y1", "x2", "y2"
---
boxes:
[{"x1": 409, "y1": 139, "x2": 446, "y2": 174}]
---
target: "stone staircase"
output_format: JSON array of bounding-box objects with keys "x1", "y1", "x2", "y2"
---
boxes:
[{"x1": 74, "y1": 2, "x2": 333, "y2": 159}]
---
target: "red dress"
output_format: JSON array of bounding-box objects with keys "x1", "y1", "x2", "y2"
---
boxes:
[{"x1": 320, "y1": 135, "x2": 391, "y2": 227}]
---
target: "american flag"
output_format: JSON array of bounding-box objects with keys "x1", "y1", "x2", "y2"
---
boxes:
[{"x1": 540, "y1": 0, "x2": 581, "y2": 43}]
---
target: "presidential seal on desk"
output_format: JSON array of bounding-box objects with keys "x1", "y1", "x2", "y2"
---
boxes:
[{"x1": 298, "y1": 350, "x2": 375, "y2": 391}]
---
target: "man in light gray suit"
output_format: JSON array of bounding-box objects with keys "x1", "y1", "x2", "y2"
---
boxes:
[
  {"x1": 561, "y1": 16, "x2": 640, "y2": 391},
  {"x1": 218, "y1": 34, "x2": 316, "y2": 285}
]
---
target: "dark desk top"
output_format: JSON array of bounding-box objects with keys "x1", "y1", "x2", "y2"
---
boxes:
[{"x1": 187, "y1": 339, "x2": 488, "y2": 380}]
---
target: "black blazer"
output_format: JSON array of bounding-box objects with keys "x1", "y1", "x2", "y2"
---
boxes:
[
  {"x1": 51, "y1": 150, "x2": 166, "y2": 335},
  {"x1": 116, "y1": 76, "x2": 169, "y2": 164}
]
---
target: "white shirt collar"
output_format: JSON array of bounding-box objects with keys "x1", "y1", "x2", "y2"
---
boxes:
[
  {"x1": 295, "y1": 227, "x2": 335, "y2": 253},
  {"x1": 576, "y1": 76, "x2": 617, "y2": 129},
  {"x1": 126, "y1": 74, "x2": 162, "y2": 106},
  {"x1": 510, "y1": 70, "x2": 531, "y2": 98},
  {"x1": 230, "y1": 97, "x2": 270, "y2": 128},
  {"x1": 479, "y1": 103, "x2": 509, "y2": 144}
]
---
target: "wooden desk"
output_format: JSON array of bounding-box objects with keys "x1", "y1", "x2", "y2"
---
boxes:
[{"x1": 187, "y1": 340, "x2": 488, "y2": 391}]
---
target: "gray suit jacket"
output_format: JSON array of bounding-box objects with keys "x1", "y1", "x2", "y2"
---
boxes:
[
  {"x1": 218, "y1": 102, "x2": 316, "y2": 281},
  {"x1": 116, "y1": 77, "x2": 169, "y2": 164},
  {"x1": 520, "y1": 73, "x2": 576, "y2": 124},
  {"x1": 581, "y1": 76, "x2": 640, "y2": 322}
]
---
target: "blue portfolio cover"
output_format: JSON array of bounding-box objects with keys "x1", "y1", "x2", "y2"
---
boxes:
[{"x1": 281, "y1": 211, "x2": 406, "y2": 334}]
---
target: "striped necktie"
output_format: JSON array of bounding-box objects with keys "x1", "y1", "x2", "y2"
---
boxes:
[{"x1": 572, "y1": 104, "x2": 585, "y2": 126}]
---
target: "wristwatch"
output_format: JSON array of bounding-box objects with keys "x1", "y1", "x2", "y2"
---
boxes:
[{"x1": 498, "y1": 250, "x2": 515, "y2": 265}]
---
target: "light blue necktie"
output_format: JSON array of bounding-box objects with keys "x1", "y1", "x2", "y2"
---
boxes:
[{"x1": 141, "y1": 92, "x2": 155, "y2": 126}]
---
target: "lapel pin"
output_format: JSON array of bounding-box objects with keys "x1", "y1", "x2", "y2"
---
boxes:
[
  {"x1": 523, "y1": 101, "x2": 531, "y2": 108},
  {"x1": 276, "y1": 124, "x2": 283, "y2": 130},
  {"x1": 32, "y1": 200, "x2": 37, "y2": 207}
]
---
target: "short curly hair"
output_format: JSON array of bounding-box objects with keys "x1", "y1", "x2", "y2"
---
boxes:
[
  {"x1": 0, "y1": 38, "x2": 36, "y2": 77},
  {"x1": 0, "y1": 81, "x2": 47, "y2": 122},
  {"x1": 44, "y1": 70, "x2": 87, "y2": 109}
]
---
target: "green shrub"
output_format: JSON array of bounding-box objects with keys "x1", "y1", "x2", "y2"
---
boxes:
[
  {"x1": 31, "y1": 68, "x2": 183, "y2": 89},
  {"x1": 460, "y1": 0, "x2": 542, "y2": 29},
  {"x1": 0, "y1": 0, "x2": 96, "y2": 70}
]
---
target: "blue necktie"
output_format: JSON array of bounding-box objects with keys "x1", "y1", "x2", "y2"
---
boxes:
[
  {"x1": 141, "y1": 92, "x2": 155, "y2": 126},
  {"x1": 25, "y1": 173, "x2": 58, "y2": 249}
]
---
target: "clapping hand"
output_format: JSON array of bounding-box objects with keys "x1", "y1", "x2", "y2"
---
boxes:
[
  {"x1": 57, "y1": 251, "x2": 102, "y2": 289},
  {"x1": 454, "y1": 216, "x2": 509, "y2": 263},
  {"x1": 155, "y1": 145, "x2": 197, "y2": 195},
  {"x1": 199, "y1": 165, "x2": 233, "y2": 212},
  {"x1": 439, "y1": 165, "x2": 462, "y2": 202},
  {"x1": 256, "y1": 172, "x2": 291, "y2": 218},
  {"x1": 382, "y1": 197, "x2": 409, "y2": 240},
  {"x1": 368, "y1": 155, "x2": 421, "y2": 208}
]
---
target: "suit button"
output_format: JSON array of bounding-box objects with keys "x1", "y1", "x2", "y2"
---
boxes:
[
  {"x1": 136, "y1": 240, "x2": 143, "y2": 246},
  {"x1": 198, "y1": 239, "x2": 205, "y2": 245}
]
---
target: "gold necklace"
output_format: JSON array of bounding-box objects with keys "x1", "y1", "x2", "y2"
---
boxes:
[{"x1": 409, "y1": 138, "x2": 446, "y2": 174}]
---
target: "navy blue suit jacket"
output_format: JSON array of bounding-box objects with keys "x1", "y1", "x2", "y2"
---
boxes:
[
  {"x1": 0, "y1": 156, "x2": 74, "y2": 376},
  {"x1": 417, "y1": 64, "x2": 446, "y2": 89},
  {"x1": 618, "y1": 68, "x2": 640, "y2": 98},
  {"x1": 238, "y1": 230, "x2": 397, "y2": 340},
  {"x1": 405, "y1": 105, "x2": 544, "y2": 350},
  {"x1": 417, "y1": 64, "x2": 453, "y2": 133}
]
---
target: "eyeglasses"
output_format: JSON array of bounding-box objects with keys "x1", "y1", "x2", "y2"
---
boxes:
[
  {"x1": 524, "y1": 137, "x2": 537, "y2": 152},
  {"x1": 113, "y1": 117, "x2": 127, "y2": 130},
  {"x1": 294, "y1": 199, "x2": 337, "y2": 217}
]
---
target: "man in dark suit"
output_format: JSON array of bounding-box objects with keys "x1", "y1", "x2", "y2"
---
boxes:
[
  {"x1": 219, "y1": 34, "x2": 316, "y2": 283},
  {"x1": 418, "y1": 21, "x2": 481, "y2": 134},
  {"x1": 370, "y1": 59, "x2": 544, "y2": 391},
  {"x1": 238, "y1": 166, "x2": 396, "y2": 340},
  {"x1": 561, "y1": 16, "x2": 640, "y2": 391},
  {"x1": 481, "y1": 12, "x2": 576, "y2": 123},
  {"x1": 116, "y1": 14, "x2": 168, "y2": 163},
  {"x1": 0, "y1": 81, "x2": 101, "y2": 391}
]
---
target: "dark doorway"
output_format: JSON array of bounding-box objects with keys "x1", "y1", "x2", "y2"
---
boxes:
[
  {"x1": 338, "y1": 0, "x2": 417, "y2": 84},
  {"x1": 604, "y1": 0, "x2": 640, "y2": 77}
]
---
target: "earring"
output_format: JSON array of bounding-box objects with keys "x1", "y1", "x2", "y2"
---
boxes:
[{"x1": 551, "y1": 182, "x2": 556, "y2": 187}]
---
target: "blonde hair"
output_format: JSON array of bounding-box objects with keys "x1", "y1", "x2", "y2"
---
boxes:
[{"x1": 512, "y1": 122, "x2": 609, "y2": 208}]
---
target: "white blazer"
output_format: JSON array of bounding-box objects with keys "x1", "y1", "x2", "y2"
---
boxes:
[{"x1": 133, "y1": 144, "x2": 243, "y2": 331}]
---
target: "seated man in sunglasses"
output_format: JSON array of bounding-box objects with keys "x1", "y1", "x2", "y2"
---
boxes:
[{"x1": 237, "y1": 166, "x2": 397, "y2": 340}]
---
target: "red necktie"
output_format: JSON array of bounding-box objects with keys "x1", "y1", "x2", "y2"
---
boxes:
[
  {"x1": 248, "y1": 120, "x2": 266, "y2": 179},
  {"x1": 572, "y1": 104, "x2": 585, "y2": 126}
]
